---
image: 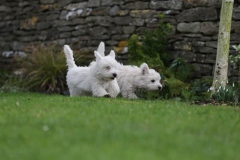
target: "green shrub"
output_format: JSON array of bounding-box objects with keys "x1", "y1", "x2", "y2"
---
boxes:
[
  {"x1": 128, "y1": 14, "x2": 172, "y2": 70},
  {"x1": 127, "y1": 14, "x2": 194, "y2": 100},
  {"x1": 18, "y1": 44, "x2": 93, "y2": 93}
]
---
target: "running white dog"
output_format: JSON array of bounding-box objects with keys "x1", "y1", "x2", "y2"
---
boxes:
[
  {"x1": 97, "y1": 42, "x2": 162, "y2": 99},
  {"x1": 64, "y1": 44, "x2": 120, "y2": 98}
]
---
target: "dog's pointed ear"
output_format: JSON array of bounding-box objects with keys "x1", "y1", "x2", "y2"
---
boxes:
[
  {"x1": 109, "y1": 50, "x2": 115, "y2": 59},
  {"x1": 140, "y1": 63, "x2": 149, "y2": 75},
  {"x1": 94, "y1": 51, "x2": 103, "y2": 60},
  {"x1": 97, "y1": 41, "x2": 105, "y2": 56}
]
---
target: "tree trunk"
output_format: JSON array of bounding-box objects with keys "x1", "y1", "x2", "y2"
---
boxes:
[
  {"x1": 238, "y1": 68, "x2": 240, "y2": 99},
  {"x1": 211, "y1": 0, "x2": 234, "y2": 96}
]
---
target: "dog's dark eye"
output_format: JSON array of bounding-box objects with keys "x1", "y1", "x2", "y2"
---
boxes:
[
  {"x1": 151, "y1": 80, "x2": 155, "y2": 83},
  {"x1": 106, "y1": 66, "x2": 111, "y2": 70}
]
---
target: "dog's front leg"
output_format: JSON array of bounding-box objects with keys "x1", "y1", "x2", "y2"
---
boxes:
[
  {"x1": 92, "y1": 84, "x2": 109, "y2": 97},
  {"x1": 107, "y1": 80, "x2": 120, "y2": 98}
]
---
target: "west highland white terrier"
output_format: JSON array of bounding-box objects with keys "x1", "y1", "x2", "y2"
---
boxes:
[
  {"x1": 64, "y1": 44, "x2": 120, "y2": 98},
  {"x1": 96, "y1": 42, "x2": 162, "y2": 99}
]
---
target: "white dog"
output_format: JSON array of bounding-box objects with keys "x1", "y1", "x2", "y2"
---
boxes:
[
  {"x1": 64, "y1": 44, "x2": 120, "y2": 98},
  {"x1": 97, "y1": 42, "x2": 162, "y2": 99}
]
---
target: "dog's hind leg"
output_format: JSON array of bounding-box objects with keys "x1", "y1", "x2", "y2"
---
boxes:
[{"x1": 121, "y1": 86, "x2": 138, "y2": 99}]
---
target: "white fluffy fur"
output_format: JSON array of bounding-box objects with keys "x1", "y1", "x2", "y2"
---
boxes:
[
  {"x1": 64, "y1": 44, "x2": 120, "y2": 98},
  {"x1": 117, "y1": 63, "x2": 162, "y2": 99},
  {"x1": 96, "y1": 42, "x2": 162, "y2": 99}
]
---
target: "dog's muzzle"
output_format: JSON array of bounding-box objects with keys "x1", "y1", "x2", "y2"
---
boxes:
[
  {"x1": 158, "y1": 86, "x2": 162, "y2": 90},
  {"x1": 112, "y1": 73, "x2": 117, "y2": 78}
]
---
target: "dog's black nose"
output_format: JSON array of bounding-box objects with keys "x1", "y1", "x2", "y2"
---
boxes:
[
  {"x1": 113, "y1": 73, "x2": 117, "y2": 78},
  {"x1": 158, "y1": 86, "x2": 162, "y2": 90}
]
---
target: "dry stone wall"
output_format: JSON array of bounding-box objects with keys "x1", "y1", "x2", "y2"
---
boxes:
[{"x1": 1, "y1": 0, "x2": 240, "y2": 78}]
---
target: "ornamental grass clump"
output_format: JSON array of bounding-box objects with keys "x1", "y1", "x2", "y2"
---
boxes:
[{"x1": 19, "y1": 44, "x2": 67, "y2": 93}]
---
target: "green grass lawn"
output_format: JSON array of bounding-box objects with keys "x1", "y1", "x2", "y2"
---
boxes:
[{"x1": 0, "y1": 92, "x2": 240, "y2": 160}]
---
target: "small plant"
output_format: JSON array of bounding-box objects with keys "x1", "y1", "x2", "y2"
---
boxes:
[
  {"x1": 210, "y1": 82, "x2": 238, "y2": 104},
  {"x1": 190, "y1": 78, "x2": 212, "y2": 101},
  {"x1": 181, "y1": 87, "x2": 192, "y2": 102},
  {"x1": 0, "y1": 70, "x2": 25, "y2": 93}
]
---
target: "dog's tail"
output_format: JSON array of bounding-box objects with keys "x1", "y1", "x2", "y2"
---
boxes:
[{"x1": 63, "y1": 45, "x2": 77, "y2": 69}]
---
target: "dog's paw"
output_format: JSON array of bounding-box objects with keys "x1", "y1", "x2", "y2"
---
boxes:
[{"x1": 103, "y1": 94, "x2": 111, "y2": 98}]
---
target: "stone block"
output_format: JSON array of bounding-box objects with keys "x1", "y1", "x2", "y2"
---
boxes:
[
  {"x1": 199, "y1": 47, "x2": 216, "y2": 54},
  {"x1": 123, "y1": 2, "x2": 135, "y2": 9},
  {"x1": 192, "y1": 41, "x2": 205, "y2": 47},
  {"x1": 18, "y1": 36, "x2": 37, "y2": 42},
  {"x1": 19, "y1": 2, "x2": 29, "y2": 7},
  {"x1": 91, "y1": 7, "x2": 110, "y2": 16},
  {"x1": 59, "y1": 32, "x2": 71, "y2": 38},
  {"x1": 206, "y1": 41, "x2": 217, "y2": 48},
  {"x1": 113, "y1": 17, "x2": 132, "y2": 25},
  {"x1": 174, "y1": 41, "x2": 192, "y2": 51},
  {"x1": 233, "y1": 6, "x2": 240, "y2": 20},
  {"x1": 89, "y1": 26, "x2": 108, "y2": 36},
  {"x1": 131, "y1": 18, "x2": 145, "y2": 26},
  {"x1": 176, "y1": 7, "x2": 218, "y2": 22},
  {"x1": 0, "y1": 5, "x2": 12, "y2": 12},
  {"x1": 20, "y1": 16, "x2": 38, "y2": 30},
  {"x1": 230, "y1": 33, "x2": 240, "y2": 41},
  {"x1": 112, "y1": 34, "x2": 129, "y2": 41},
  {"x1": 109, "y1": 25, "x2": 122, "y2": 34},
  {"x1": 112, "y1": 0, "x2": 124, "y2": 5},
  {"x1": 102, "y1": 0, "x2": 112, "y2": 6},
  {"x1": 192, "y1": 63, "x2": 213, "y2": 77},
  {"x1": 200, "y1": 22, "x2": 219, "y2": 35},
  {"x1": 86, "y1": 16, "x2": 112, "y2": 26},
  {"x1": 109, "y1": 5, "x2": 120, "y2": 16},
  {"x1": 207, "y1": 0, "x2": 222, "y2": 7},
  {"x1": 183, "y1": 0, "x2": 207, "y2": 9},
  {"x1": 36, "y1": 21, "x2": 52, "y2": 30},
  {"x1": 92, "y1": 35, "x2": 110, "y2": 40},
  {"x1": 135, "y1": 2, "x2": 149, "y2": 9},
  {"x1": 40, "y1": 0, "x2": 55, "y2": 4},
  {"x1": 177, "y1": 22, "x2": 201, "y2": 33},
  {"x1": 232, "y1": 21, "x2": 240, "y2": 33},
  {"x1": 47, "y1": 14, "x2": 59, "y2": 21},
  {"x1": 179, "y1": 51, "x2": 196, "y2": 62},
  {"x1": 195, "y1": 53, "x2": 206, "y2": 63},
  {"x1": 88, "y1": 0, "x2": 100, "y2": 7},
  {"x1": 150, "y1": 0, "x2": 183, "y2": 10},
  {"x1": 58, "y1": 26, "x2": 75, "y2": 32},
  {"x1": 72, "y1": 30, "x2": 86, "y2": 36},
  {"x1": 12, "y1": 41, "x2": 24, "y2": 51},
  {"x1": 123, "y1": 26, "x2": 135, "y2": 34},
  {"x1": 64, "y1": 2, "x2": 87, "y2": 10},
  {"x1": 130, "y1": 10, "x2": 156, "y2": 18}
]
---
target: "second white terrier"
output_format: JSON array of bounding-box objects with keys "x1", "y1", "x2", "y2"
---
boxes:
[
  {"x1": 97, "y1": 42, "x2": 162, "y2": 99},
  {"x1": 117, "y1": 63, "x2": 162, "y2": 99},
  {"x1": 64, "y1": 45, "x2": 120, "y2": 98}
]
